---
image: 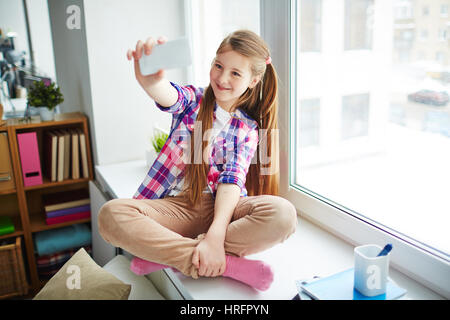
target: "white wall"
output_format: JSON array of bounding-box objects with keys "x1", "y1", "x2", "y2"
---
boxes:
[
  {"x1": 83, "y1": 0, "x2": 187, "y2": 166},
  {"x1": 48, "y1": 0, "x2": 187, "y2": 166}
]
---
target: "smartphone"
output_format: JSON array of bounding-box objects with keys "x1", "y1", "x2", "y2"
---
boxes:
[{"x1": 138, "y1": 37, "x2": 192, "y2": 76}]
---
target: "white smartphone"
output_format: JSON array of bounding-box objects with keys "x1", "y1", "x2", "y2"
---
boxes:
[{"x1": 138, "y1": 37, "x2": 192, "y2": 76}]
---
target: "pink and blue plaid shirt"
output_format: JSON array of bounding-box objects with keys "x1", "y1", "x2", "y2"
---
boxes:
[{"x1": 133, "y1": 82, "x2": 259, "y2": 200}]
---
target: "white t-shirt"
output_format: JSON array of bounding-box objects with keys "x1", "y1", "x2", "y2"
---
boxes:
[{"x1": 167, "y1": 104, "x2": 232, "y2": 196}]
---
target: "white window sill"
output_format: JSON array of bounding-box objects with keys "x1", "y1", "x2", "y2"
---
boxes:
[{"x1": 95, "y1": 159, "x2": 444, "y2": 300}]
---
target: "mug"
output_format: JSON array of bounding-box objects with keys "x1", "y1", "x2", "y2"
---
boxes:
[{"x1": 354, "y1": 244, "x2": 390, "y2": 297}]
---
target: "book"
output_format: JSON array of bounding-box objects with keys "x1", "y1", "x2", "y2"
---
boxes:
[
  {"x1": 45, "y1": 211, "x2": 91, "y2": 225},
  {"x1": 36, "y1": 245, "x2": 92, "y2": 279},
  {"x1": 299, "y1": 268, "x2": 407, "y2": 300},
  {"x1": 42, "y1": 188, "x2": 90, "y2": 212},
  {"x1": 69, "y1": 129, "x2": 80, "y2": 179},
  {"x1": 55, "y1": 130, "x2": 65, "y2": 182},
  {"x1": 61, "y1": 129, "x2": 71, "y2": 180},
  {"x1": 77, "y1": 128, "x2": 89, "y2": 178},
  {"x1": 294, "y1": 277, "x2": 321, "y2": 300},
  {"x1": 43, "y1": 131, "x2": 58, "y2": 182},
  {"x1": 46, "y1": 204, "x2": 91, "y2": 218},
  {"x1": 0, "y1": 132, "x2": 15, "y2": 191},
  {"x1": 0, "y1": 216, "x2": 15, "y2": 236},
  {"x1": 17, "y1": 131, "x2": 43, "y2": 187}
]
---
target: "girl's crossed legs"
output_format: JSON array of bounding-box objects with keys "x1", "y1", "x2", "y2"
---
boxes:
[{"x1": 97, "y1": 192, "x2": 297, "y2": 285}]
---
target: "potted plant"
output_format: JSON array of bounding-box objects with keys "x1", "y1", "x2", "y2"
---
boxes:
[
  {"x1": 27, "y1": 80, "x2": 64, "y2": 121},
  {"x1": 146, "y1": 129, "x2": 169, "y2": 166}
]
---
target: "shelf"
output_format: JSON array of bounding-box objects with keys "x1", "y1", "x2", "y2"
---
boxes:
[
  {"x1": 0, "y1": 230, "x2": 24, "y2": 241},
  {"x1": 5, "y1": 112, "x2": 85, "y2": 130},
  {"x1": 0, "y1": 188, "x2": 16, "y2": 195},
  {"x1": 24, "y1": 177, "x2": 90, "y2": 192},
  {"x1": 29, "y1": 213, "x2": 91, "y2": 233}
]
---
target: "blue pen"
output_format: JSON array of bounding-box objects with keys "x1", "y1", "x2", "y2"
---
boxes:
[{"x1": 377, "y1": 244, "x2": 393, "y2": 256}]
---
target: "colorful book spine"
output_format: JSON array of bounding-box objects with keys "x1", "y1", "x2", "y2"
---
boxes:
[
  {"x1": 45, "y1": 211, "x2": 91, "y2": 225},
  {"x1": 46, "y1": 204, "x2": 91, "y2": 218},
  {"x1": 37, "y1": 246, "x2": 92, "y2": 279},
  {"x1": 44, "y1": 198, "x2": 90, "y2": 212},
  {"x1": 0, "y1": 216, "x2": 15, "y2": 236},
  {"x1": 17, "y1": 132, "x2": 43, "y2": 187}
]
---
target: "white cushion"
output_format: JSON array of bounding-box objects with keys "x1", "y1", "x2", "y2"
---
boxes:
[{"x1": 103, "y1": 255, "x2": 165, "y2": 300}]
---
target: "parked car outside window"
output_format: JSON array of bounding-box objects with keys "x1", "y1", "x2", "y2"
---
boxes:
[{"x1": 407, "y1": 89, "x2": 450, "y2": 106}]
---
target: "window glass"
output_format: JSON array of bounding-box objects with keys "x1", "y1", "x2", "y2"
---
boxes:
[{"x1": 294, "y1": 0, "x2": 450, "y2": 259}]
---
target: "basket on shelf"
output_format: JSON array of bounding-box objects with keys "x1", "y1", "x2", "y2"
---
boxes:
[{"x1": 0, "y1": 237, "x2": 29, "y2": 299}]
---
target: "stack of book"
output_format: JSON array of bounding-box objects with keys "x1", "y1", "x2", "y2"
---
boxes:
[
  {"x1": 43, "y1": 128, "x2": 89, "y2": 182},
  {"x1": 295, "y1": 268, "x2": 407, "y2": 300},
  {"x1": 36, "y1": 245, "x2": 92, "y2": 279},
  {"x1": 42, "y1": 189, "x2": 91, "y2": 225}
]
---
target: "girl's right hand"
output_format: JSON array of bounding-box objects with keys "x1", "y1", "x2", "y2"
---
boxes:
[{"x1": 127, "y1": 36, "x2": 167, "y2": 90}]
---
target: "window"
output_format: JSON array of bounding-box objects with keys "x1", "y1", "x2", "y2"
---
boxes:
[
  {"x1": 300, "y1": 0, "x2": 322, "y2": 52},
  {"x1": 341, "y1": 94, "x2": 370, "y2": 139},
  {"x1": 394, "y1": 0, "x2": 413, "y2": 20},
  {"x1": 436, "y1": 51, "x2": 445, "y2": 64},
  {"x1": 344, "y1": 0, "x2": 374, "y2": 50},
  {"x1": 441, "y1": 4, "x2": 449, "y2": 17},
  {"x1": 438, "y1": 28, "x2": 447, "y2": 41},
  {"x1": 420, "y1": 29, "x2": 428, "y2": 41},
  {"x1": 290, "y1": 0, "x2": 449, "y2": 295},
  {"x1": 186, "y1": 0, "x2": 260, "y2": 87},
  {"x1": 299, "y1": 98, "x2": 321, "y2": 147}
]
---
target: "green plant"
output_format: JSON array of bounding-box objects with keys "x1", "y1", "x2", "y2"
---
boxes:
[
  {"x1": 151, "y1": 131, "x2": 169, "y2": 153},
  {"x1": 27, "y1": 80, "x2": 64, "y2": 110}
]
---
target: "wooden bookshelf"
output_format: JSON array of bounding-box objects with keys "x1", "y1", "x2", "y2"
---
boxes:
[{"x1": 0, "y1": 112, "x2": 94, "y2": 298}]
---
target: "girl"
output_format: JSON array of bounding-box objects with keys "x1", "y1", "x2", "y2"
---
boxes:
[{"x1": 98, "y1": 30, "x2": 297, "y2": 291}]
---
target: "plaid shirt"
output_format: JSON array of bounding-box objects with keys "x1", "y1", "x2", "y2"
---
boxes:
[{"x1": 133, "y1": 82, "x2": 259, "y2": 200}]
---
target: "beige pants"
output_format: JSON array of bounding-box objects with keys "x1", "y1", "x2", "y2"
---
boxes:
[{"x1": 98, "y1": 193, "x2": 297, "y2": 279}]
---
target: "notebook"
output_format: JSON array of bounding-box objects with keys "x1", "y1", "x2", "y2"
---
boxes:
[
  {"x1": 0, "y1": 216, "x2": 15, "y2": 236},
  {"x1": 299, "y1": 268, "x2": 407, "y2": 300}
]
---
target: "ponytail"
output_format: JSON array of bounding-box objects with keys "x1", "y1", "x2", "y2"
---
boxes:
[{"x1": 243, "y1": 62, "x2": 280, "y2": 197}]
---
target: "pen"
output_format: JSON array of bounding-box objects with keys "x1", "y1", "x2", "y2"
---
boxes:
[{"x1": 377, "y1": 244, "x2": 393, "y2": 256}]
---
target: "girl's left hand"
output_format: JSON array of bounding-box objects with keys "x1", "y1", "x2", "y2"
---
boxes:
[{"x1": 192, "y1": 237, "x2": 226, "y2": 277}]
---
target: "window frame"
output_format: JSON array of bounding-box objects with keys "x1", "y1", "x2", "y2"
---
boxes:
[{"x1": 260, "y1": 0, "x2": 450, "y2": 298}]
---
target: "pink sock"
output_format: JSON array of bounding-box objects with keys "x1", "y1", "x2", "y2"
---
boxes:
[
  {"x1": 130, "y1": 256, "x2": 169, "y2": 275},
  {"x1": 223, "y1": 255, "x2": 274, "y2": 291},
  {"x1": 130, "y1": 255, "x2": 275, "y2": 291}
]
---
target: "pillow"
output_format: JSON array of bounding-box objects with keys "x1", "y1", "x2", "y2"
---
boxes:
[
  {"x1": 103, "y1": 255, "x2": 165, "y2": 300},
  {"x1": 33, "y1": 247, "x2": 131, "y2": 300}
]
